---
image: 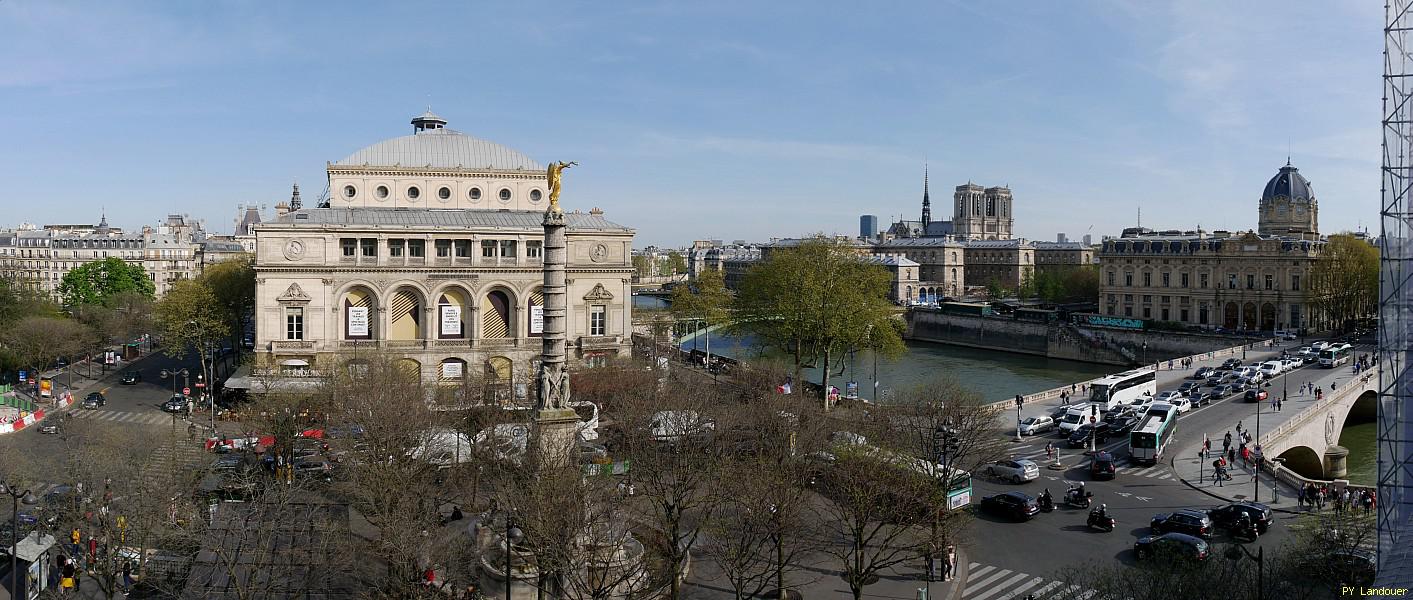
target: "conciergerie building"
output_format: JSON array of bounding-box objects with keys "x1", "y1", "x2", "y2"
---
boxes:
[{"x1": 248, "y1": 111, "x2": 634, "y2": 399}]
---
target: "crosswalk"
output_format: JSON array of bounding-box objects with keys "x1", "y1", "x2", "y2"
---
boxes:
[
  {"x1": 1004, "y1": 443, "x2": 1175, "y2": 481},
  {"x1": 71, "y1": 409, "x2": 177, "y2": 427},
  {"x1": 962, "y1": 562, "x2": 1093, "y2": 600}
]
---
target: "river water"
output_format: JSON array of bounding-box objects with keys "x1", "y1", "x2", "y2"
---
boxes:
[
  {"x1": 680, "y1": 329, "x2": 1114, "y2": 403},
  {"x1": 1338, "y1": 421, "x2": 1376, "y2": 486}
]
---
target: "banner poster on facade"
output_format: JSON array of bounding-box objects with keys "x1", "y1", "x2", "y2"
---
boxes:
[
  {"x1": 530, "y1": 305, "x2": 544, "y2": 334},
  {"x1": 442, "y1": 361, "x2": 463, "y2": 379},
  {"x1": 440, "y1": 305, "x2": 462, "y2": 336},
  {"x1": 348, "y1": 307, "x2": 370, "y2": 337}
]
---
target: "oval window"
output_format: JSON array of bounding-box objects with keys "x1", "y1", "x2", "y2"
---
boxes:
[
  {"x1": 407, "y1": 186, "x2": 420, "y2": 199},
  {"x1": 499, "y1": 188, "x2": 512, "y2": 202},
  {"x1": 469, "y1": 187, "x2": 482, "y2": 201},
  {"x1": 343, "y1": 185, "x2": 357, "y2": 198},
  {"x1": 375, "y1": 185, "x2": 389, "y2": 199},
  {"x1": 530, "y1": 189, "x2": 542, "y2": 202},
  {"x1": 438, "y1": 186, "x2": 451, "y2": 200}
]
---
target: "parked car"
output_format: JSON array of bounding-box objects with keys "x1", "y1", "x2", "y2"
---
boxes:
[
  {"x1": 1018, "y1": 416, "x2": 1055, "y2": 436},
  {"x1": 1193, "y1": 367, "x2": 1214, "y2": 379},
  {"x1": 1244, "y1": 389, "x2": 1269, "y2": 403},
  {"x1": 1150, "y1": 509, "x2": 1214, "y2": 538},
  {"x1": 1134, "y1": 532, "x2": 1211, "y2": 562},
  {"x1": 1206, "y1": 502, "x2": 1273, "y2": 534},
  {"x1": 985, "y1": 459, "x2": 1040, "y2": 483},
  {"x1": 1067, "y1": 422, "x2": 1111, "y2": 448},
  {"x1": 293, "y1": 457, "x2": 334, "y2": 481},
  {"x1": 1090, "y1": 451, "x2": 1117, "y2": 480},
  {"x1": 119, "y1": 371, "x2": 141, "y2": 385},
  {"x1": 81, "y1": 392, "x2": 106, "y2": 409},
  {"x1": 979, "y1": 491, "x2": 1040, "y2": 521}
]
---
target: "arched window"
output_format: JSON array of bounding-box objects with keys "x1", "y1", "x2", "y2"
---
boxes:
[
  {"x1": 344, "y1": 288, "x2": 375, "y2": 340},
  {"x1": 528, "y1": 288, "x2": 544, "y2": 337},
  {"x1": 438, "y1": 290, "x2": 468, "y2": 339},
  {"x1": 389, "y1": 289, "x2": 422, "y2": 340},
  {"x1": 482, "y1": 290, "x2": 511, "y2": 338}
]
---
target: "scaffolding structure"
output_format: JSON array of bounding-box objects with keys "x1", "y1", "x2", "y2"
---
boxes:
[{"x1": 1379, "y1": 0, "x2": 1413, "y2": 586}]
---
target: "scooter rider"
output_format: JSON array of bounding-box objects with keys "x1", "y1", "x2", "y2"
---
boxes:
[
  {"x1": 1091, "y1": 503, "x2": 1108, "y2": 519},
  {"x1": 1068, "y1": 481, "x2": 1087, "y2": 503}
]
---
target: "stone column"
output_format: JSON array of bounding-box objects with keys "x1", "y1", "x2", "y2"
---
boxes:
[{"x1": 535, "y1": 208, "x2": 579, "y2": 468}]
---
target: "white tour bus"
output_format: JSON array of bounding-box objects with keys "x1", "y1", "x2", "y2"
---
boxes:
[{"x1": 1087, "y1": 368, "x2": 1158, "y2": 411}]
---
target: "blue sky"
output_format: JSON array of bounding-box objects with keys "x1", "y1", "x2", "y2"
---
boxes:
[{"x1": 0, "y1": 1, "x2": 1382, "y2": 247}]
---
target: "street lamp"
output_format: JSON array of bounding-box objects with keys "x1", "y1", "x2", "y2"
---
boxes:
[
  {"x1": 159, "y1": 368, "x2": 190, "y2": 399},
  {"x1": 1224, "y1": 543, "x2": 1264, "y2": 600},
  {"x1": 0, "y1": 480, "x2": 34, "y2": 598}
]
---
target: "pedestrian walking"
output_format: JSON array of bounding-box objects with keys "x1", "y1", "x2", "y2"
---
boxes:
[
  {"x1": 1240, "y1": 445, "x2": 1250, "y2": 468},
  {"x1": 1204, "y1": 437, "x2": 1211, "y2": 455},
  {"x1": 1298, "y1": 485, "x2": 1306, "y2": 509},
  {"x1": 122, "y1": 560, "x2": 133, "y2": 595},
  {"x1": 1236, "y1": 420, "x2": 1243, "y2": 435},
  {"x1": 1223, "y1": 431, "x2": 1232, "y2": 452},
  {"x1": 943, "y1": 545, "x2": 956, "y2": 582},
  {"x1": 1228, "y1": 447, "x2": 1236, "y2": 464},
  {"x1": 60, "y1": 562, "x2": 75, "y2": 595}
]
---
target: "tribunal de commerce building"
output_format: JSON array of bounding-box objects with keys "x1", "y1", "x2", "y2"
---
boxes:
[{"x1": 250, "y1": 112, "x2": 634, "y2": 398}]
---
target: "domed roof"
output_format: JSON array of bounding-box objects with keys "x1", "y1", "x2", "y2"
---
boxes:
[
  {"x1": 1262, "y1": 162, "x2": 1314, "y2": 201},
  {"x1": 334, "y1": 114, "x2": 543, "y2": 171}
]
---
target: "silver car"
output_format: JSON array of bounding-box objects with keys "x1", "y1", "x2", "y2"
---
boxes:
[
  {"x1": 1018, "y1": 416, "x2": 1055, "y2": 436},
  {"x1": 986, "y1": 458, "x2": 1040, "y2": 484}
]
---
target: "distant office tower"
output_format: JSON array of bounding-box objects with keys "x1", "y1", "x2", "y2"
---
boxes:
[
  {"x1": 1083, "y1": 234, "x2": 1092, "y2": 246},
  {"x1": 860, "y1": 215, "x2": 879, "y2": 239},
  {"x1": 1057, "y1": 233, "x2": 1068, "y2": 243}
]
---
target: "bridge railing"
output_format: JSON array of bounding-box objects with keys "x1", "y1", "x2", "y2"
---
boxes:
[{"x1": 1258, "y1": 370, "x2": 1377, "y2": 449}]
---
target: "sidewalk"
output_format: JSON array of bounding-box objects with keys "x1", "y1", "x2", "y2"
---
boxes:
[{"x1": 1171, "y1": 446, "x2": 1302, "y2": 511}]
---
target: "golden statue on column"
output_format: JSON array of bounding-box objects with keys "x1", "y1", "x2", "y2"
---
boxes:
[{"x1": 546, "y1": 160, "x2": 578, "y2": 213}]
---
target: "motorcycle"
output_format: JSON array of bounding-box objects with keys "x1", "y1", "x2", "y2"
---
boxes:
[
  {"x1": 1065, "y1": 488, "x2": 1093, "y2": 509},
  {"x1": 1037, "y1": 491, "x2": 1055, "y2": 513},
  {"x1": 1087, "y1": 510, "x2": 1116, "y2": 532}
]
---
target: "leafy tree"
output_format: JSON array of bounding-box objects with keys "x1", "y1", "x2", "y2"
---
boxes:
[
  {"x1": 1310, "y1": 233, "x2": 1379, "y2": 331},
  {"x1": 666, "y1": 251, "x2": 687, "y2": 275},
  {"x1": 632, "y1": 255, "x2": 653, "y2": 277},
  {"x1": 2, "y1": 315, "x2": 92, "y2": 381},
  {"x1": 57, "y1": 257, "x2": 154, "y2": 308},
  {"x1": 155, "y1": 279, "x2": 230, "y2": 405},
  {"x1": 985, "y1": 278, "x2": 1006, "y2": 300},
  {"x1": 198, "y1": 254, "x2": 256, "y2": 346},
  {"x1": 670, "y1": 268, "x2": 732, "y2": 361},
  {"x1": 735, "y1": 236, "x2": 903, "y2": 406}
]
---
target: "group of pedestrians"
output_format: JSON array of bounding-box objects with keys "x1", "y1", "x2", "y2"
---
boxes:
[
  {"x1": 1298, "y1": 483, "x2": 1377, "y2": 515},
  {"x1": 1353, "y1": 354, "x2": 1375, "y2": 375}
]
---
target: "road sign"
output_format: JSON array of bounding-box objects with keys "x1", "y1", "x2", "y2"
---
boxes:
[{"x1": 183, "y1": 387, "x2": 191, "y2": 396}]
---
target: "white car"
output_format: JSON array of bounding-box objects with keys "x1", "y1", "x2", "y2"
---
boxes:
[
  {"x1": 1018, "y1": 416, "x2": 1055, "y2": 436},
  {"x1": 1283, "y1": 357, "x2": 1303, "y2": 371},
  {"x1": 985, "y1": 458, "x2": 1041, "y2": 484},
  {"x1": 1154, "y1": 390, "x2": 1186, "y2": 404},
  {"x1": 1169, "y1": 397, "x2": 1193, "y2": 414},
  {"x1": 650, "y1": 410, "x2": 716, "y2": 443}
]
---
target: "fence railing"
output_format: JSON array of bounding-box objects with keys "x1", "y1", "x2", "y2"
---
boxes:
[{"x1": 1258, "y1": 370, "x2": 1378, "y2": 448}]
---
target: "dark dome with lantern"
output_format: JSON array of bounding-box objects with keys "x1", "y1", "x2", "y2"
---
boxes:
[{"x1": 1262, "y1": 162, "x2": 1314, "y2": 201}]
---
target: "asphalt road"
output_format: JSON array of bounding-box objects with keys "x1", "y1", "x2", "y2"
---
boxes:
[{"x1": 959, "y1": 335, "x2": 1375, "y2": 600}]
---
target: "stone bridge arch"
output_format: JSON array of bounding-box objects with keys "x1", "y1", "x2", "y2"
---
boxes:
[
  {"x1": 1258, "y1": 373, "x2": 1378, "y2": 480},
  {"x1": 1276, "y1": 445, "x2": 1324, "y2": 479}
]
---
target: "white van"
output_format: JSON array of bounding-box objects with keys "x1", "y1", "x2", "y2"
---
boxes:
[
  {"x1": 1057, "y1": 406, "x2": 1095, "y2": 435},
  {"x1": 1259, "y1": 361, "x2": 1283, "y2": 378}
]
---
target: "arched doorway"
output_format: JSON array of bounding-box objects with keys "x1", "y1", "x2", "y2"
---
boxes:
[
  {"x1": 439, "y1": 358, "x2": 468, "y2": 381},
  {"x1": 1260, "y1": 303, "x2": 1277, "y2": 331},
  {"x1": 389, "y1": 288, "x2": 423, "y2": 340},
  {"x1": 905, "y1": 286, "x2": 913, "y2": 302},
  {"x1": 485, "y1": 356, "x2": 513, "y2": 404},
  {"x1": 1242, "y1": 302, "x2": 1257, "y2": 330},
  {"x1": 437, "y1": 289, "x2": 469, "y2": 339},
  {"x1": 482, "y1": 290, "x2": 512, "y2": 338},
  {"x1": 343, "y1": 287, "x2": 377, "y2": 340},
  {"x1": 1223, "y1": 303, "x2": 1239, "y2": 330}
]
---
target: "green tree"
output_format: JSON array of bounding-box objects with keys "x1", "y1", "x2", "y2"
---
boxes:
[
  {"x1": 57, "y1": 257, "x2": 155, "y2": 308},
  {"x1": 667, "y1": 251, "x2": 688, "y2": 275},
  {"x1": 198, "y1": 254, "x2": 256, "y2": 347},
  {"x1": 633, "y1": 255, "x2": 653, "y2": 277},
  {"x1": 671, "y1": 268, "x2": 732, "y2": 361},
  {"x1": 155, "y1": 279, "x2": 230, "y2": 406},
  {"x1": 1310, "y1": 233, "x2": 1379, "y2": 331},
  {"x1": 735, "y1": 236, "x2": 904, "y2": 406},
  {"x1": 2, "y1": 315, "x2": 92, "y2": 383}
]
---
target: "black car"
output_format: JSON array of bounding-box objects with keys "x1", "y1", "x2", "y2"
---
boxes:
[
  {"x1": 1205, "y1": 385, "x2": 1233, "y2": 402},
  {"x1": 1090, "y1": 451, "x2": 1117, "y2": 480},
  {"x1": 1150, "y1": 509, "x2": 1214, "y2": 538},
  {"x1": 1107, "y1": 415, "x2": 1139, "y2": 435},
  {"x1": 81, "y1": 392, "x2": 106, "y2": 409},
  {"x1": 979, "y1": 491, "x2": 1040, "y2": 521},
  {"x1": 1206, "y1": 502, "x2": 1273, "y2": 534},
  {"x1": 1102, "y1": 405, "x2": 1134, "y2": 422},
  {"x1": 210, "y1": 454, "x2": 253, "y2": 474},
  {"x1": 1177, "y1": 381, "x2": 1201, "y2": 395},
  {"x1": 161, "y1": 395, "x2": 190, "y2": 413},
  {"x1": 119, "y1": 371, "x2": 141, "y2": 385},
  {"x1": 1134, "y1": 532, "x2": 1210, "y2": 562},
  {"x1": 1244, "y1": 389, "x2": 1268, "y2": 403},
  {"x1": 293, "y1": 457, "x2": 334, "y2": 481},
  {"x1": 1067, "y1": 423, "x2": 1111, "y2": 448},
  {"x1": 1221, "y1": 358, "x2": 1243, "y2": 369},
  {"x1": 1228, "y1": 380, "x2": 1249, "y2": 394},
  {"x1": 1194, "y1": 367, "x2": 1215, "y2": 379}
]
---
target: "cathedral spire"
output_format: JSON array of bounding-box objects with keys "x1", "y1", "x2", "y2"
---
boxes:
[{"x1": 921, "y1": 164, "x2": 932, "y2": 228}]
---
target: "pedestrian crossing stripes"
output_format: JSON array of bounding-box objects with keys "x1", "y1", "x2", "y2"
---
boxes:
[
  {"x1": 71, "y1": 409, "x2": 174, "y2": 427},
  {"x1": 963, "y1": 562, "x2": 1092, "y2": 600}
]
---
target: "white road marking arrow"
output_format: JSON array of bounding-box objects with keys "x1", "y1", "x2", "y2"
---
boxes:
[{"x1": 1136, "y1": 496, "x2": 1153, "y2": 502}]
